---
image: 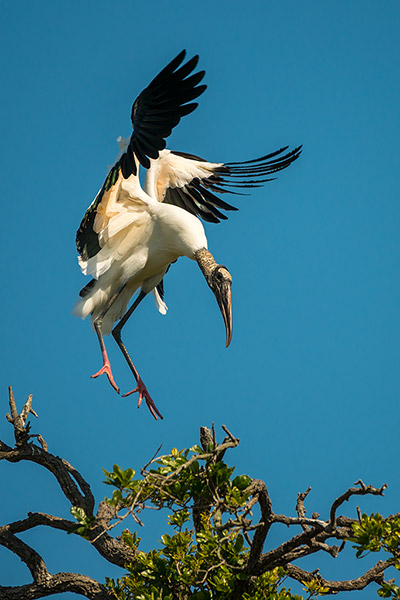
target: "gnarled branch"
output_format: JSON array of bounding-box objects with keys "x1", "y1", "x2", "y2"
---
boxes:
[
  {"x1": 0, "y1": 573, "x2": 113, "y2": 600},
  {"x1": 0, "y1": 390, "x2": 133, "y2": 599},
  {"x1": 286, "y1": 559, "x2": 388, "y2": 593}
]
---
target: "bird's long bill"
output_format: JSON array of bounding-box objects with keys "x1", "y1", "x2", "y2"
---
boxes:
[{"x1": 215, "y1": 283, "x2": 233, "y2": 347}]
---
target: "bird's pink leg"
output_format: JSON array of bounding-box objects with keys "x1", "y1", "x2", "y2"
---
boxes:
[
  {"x1": 122, "y1": 372, "x2": 163, "y2": 421},
  {"x1": 113, "y1": 330, "x2": 163, "y2": 420},
  {"x1": 112, "y1": 291, "x2": 163, "y2": 420},
  {"x1": 92, "y1": 320, "x2": 120, "y2": 393}
]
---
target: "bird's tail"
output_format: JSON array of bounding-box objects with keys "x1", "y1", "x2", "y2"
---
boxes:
[
  {"x1": 73, "y1": 279, "x2": 140, "y2": 336},
  {"x1": 73, "y1": 279, "x2": 116, "y2": 328}
]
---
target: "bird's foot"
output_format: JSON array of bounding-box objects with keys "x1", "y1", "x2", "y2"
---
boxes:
[
  {"x1": 91, "y1": 361, "x2": 120, "y2": 394},
  {"x1": 122, "y1": 379, "x2": 163, "y2": 421}
]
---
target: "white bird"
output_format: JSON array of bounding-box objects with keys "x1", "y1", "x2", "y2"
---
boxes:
[{"x1": 74, "y1": 50, "x2": 302, "y2": 420}]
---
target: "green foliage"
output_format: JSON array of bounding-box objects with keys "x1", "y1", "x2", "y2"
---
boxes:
[
  {"x1": 301, "y1": 579, "x2": 329, "y2": 597},
  {"x1": 377, "y1": 582, "x2": 400, "y2": 599},
  {"x1": 346, "y1": 513, "x2": 400, "y2": 598},
  {"x1": 101, "y1": 445, "x2": 303, "y2": 599},
  {"x1": 74, "y1": 443, "x2": 399, "y2": 599},
  {"x1": 349, "y1": 513, "x2": 400, "y2": 562}
]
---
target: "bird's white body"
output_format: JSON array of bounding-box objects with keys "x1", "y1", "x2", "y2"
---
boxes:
[
  {"x1": 73, "y1": 50, "x2": 300, "y2": 418},
  {"x1": 74, "y1": 153, "x2": 208, "y2": 334}
]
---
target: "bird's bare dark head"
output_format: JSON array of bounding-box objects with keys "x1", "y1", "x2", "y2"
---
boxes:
[{"x1": 209, "y1": 264, "x2": 233, "y2": 347}]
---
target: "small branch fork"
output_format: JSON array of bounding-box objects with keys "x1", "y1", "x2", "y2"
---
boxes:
[
  {"x1": 0, "y1": 390, "x2": 396, "y2": 599},
  {"x1": 5, "y1": 387, "x2": 45, "y2": 450}
]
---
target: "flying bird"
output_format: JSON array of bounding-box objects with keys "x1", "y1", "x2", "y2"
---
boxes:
[{"x1": 74, "y1": 50, "x2": 302, "y2": 420}]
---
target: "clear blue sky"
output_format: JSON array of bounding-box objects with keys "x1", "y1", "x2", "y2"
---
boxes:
[{"x1": 1, "y1": 1, "x2": 399, "y2": 597}]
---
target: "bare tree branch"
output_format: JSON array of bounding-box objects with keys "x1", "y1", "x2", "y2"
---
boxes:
[
  {"x1": 5, "y1": 387, "x2": 39, "y2": 448},
  {"x1": 273, "y1": 514, "x2": 327, "y2": 528},
  {"x1": 1, "y1": 389, "x2": 94, "y2": 515},
  {"x1": 0, "y1": 510, "x2": 135, "y2": 568},
  {"x1": 0, "y1": 389, "x2": 136, "y2": 600},
  {"x1": 2, "y1": 512, "x2": 75, "y2": 537},
  {"x1": 0, "y1": 574, "x2": 113, "y2": 600},
  {"x1": 0, "y1": 526, "x2": 112, "y2": 599},
  {"x1": 296, "y1": 486, "x2": 311, "y2": 532},
  {"x1": 246, "y1": 479, "x2": 273, "y2": 572},
  {"x1": 0, "y1": 530, "x2": 48, "y2": 584},
  {"x1": 286, "y1": 559, "x2": 389, "y2": 593},
  {"x1": 329, "y1": 480, "x2": 387, "y2": 527}
]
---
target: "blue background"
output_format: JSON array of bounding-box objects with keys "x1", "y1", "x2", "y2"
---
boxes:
[{"x1": 1, "y1": 1, "x2": 399, "y2": 597}]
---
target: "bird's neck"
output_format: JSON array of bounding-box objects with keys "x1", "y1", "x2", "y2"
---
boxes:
[{"x1": 195, "y1": 248, "x2": 218, "y2": 283}]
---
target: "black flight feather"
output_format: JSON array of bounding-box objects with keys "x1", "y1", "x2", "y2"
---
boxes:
[{"x1": 164, "y1": 145, "x2": 302, "y2": 224}]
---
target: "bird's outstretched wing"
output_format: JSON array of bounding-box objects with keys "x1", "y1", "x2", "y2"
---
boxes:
[
  {"x1": 145, "y1": 146, "x2": 302, "y2": 223},
  {"x1": 130, "y1": 51, "x2": 206, "y2": 169},
  {"x1": 76, "y1": 50, "x2": 206, "y2": 263}
]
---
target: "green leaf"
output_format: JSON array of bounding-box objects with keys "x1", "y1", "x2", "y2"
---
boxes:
[
  {"x1": 189, "y1": 444, "x2": 203, "y2": 454},
  {"x1": 234, "y1": 534, "x2": 244, "y2": 552},
  {"x1": 232, "y1": 474, "x2": 252, "y2": 490}
]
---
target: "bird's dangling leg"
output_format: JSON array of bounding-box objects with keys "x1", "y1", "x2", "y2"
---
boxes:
[
  {"x1": 91, "y1": 318, "x2": 120, "y2": 393},
  {"x1": 91, "y1": 286, "x2": 127, "y2": 393},
  {"x1": 112, "y1": 291, "x2": 163, "y2": 421}
]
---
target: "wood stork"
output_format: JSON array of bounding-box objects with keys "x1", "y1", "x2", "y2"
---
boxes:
[{"x1": 74, "y1": 50, "x2": 302, "y2": 420}]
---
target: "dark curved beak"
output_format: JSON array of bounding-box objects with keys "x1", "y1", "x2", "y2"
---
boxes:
[{"x1": 215, "y1": 282, "x2": 232, "y2": 347}]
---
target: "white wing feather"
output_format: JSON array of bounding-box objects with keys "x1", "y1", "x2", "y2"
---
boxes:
[{"x1": 144, "y1": 149, "x2": 222, "y2": 202}]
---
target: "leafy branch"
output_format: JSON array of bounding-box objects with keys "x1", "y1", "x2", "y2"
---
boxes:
[{"x1": 1, "y1": 388, "x2": 399, "y2": 599}]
